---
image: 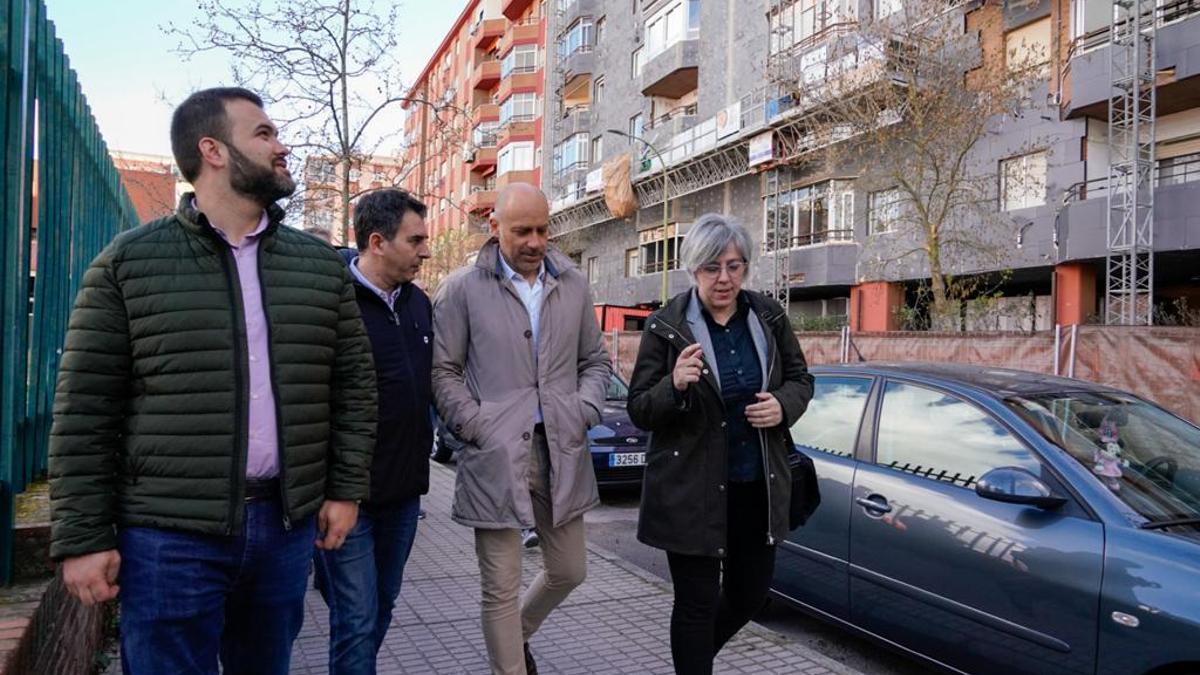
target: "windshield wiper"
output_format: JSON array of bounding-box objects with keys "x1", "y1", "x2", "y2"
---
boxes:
[{"x1": 1140, "y1": 518, "x2": 1200, "y2": 530}]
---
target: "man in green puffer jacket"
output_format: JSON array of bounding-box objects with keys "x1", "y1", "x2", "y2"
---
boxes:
[{"x1": 48, "y1": 87, "x2": 377, "y2": 675}]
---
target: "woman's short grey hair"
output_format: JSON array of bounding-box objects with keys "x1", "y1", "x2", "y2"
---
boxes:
[{"x1": 680, "y1": 213, "x2": 753, "y2": 275}]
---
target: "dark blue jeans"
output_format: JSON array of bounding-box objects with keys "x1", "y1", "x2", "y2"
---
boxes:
[
  {"x1": 117, "y1": 498, "x2": 316, "y2": 675},
  {"x1": 314, "y1": 496, "x2": 421, "y2": 675}
]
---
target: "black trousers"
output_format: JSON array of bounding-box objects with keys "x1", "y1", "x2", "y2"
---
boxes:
[{"x1": 665, "y1": 480, "x2": 777, "y2": 675}]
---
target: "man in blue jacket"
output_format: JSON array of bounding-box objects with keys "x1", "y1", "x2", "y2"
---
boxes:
[{"x1": 315, "y1": 188, "x2": 433, "y2": 674}]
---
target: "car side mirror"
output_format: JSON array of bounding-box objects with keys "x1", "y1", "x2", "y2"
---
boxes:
[{"x1": 976, "y1": 467, "x2": 1068, "y2": 509}]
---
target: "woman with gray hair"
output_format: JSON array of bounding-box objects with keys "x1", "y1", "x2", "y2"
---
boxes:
[{"x1": 628, "y1": 213, "x2": 814, "y2": 674}]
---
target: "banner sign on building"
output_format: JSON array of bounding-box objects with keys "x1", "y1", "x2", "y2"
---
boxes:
[
  {"x1": 586, "y1": 167, "x2": 604, "y2": 193},
  {"x1": 748, "y1": 131, "x2": 774, "y2": 167},
  {"x1": 716, "y1": 101, "x2": 742, "y2": 139}
]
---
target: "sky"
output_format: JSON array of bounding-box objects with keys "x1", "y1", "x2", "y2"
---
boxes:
[{"x1": 45, "y1": 0, "x2": 467, "y2": 157}]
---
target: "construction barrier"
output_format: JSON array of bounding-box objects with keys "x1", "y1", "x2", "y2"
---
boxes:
[{"x1": 1, "y1": 0, "x2": 139, "y2": 583}]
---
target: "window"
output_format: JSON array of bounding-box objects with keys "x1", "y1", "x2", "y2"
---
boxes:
[
  {"x1": 591, "y1": 136, "x2": 604, "y2": 165},
  {"x1": 473, "y1": 121, "x2": 500, "y2": 148},
  {"x1": 501, "y1": 44, "x2": 539, "y2": 78},
  {"x1": 500, "y1": 92, "x2": 538, "y2": 124},
  {"x1": 624, "y1": 248, "x2": 640, "y2": 277},
  {"x1": 1159, "y1": 151, "x2": 1200, "y2": 186},
  {"x1": 629, "y1": 113, "x2": 645, "y2": 139},
  {"x1": 558, "y1": 18, "x2": 595, "y2": 59},
  {"x1": 877, "y1": 381, "x2": 1039, "y2": 488},
  {"x1": 596, "y1": 16, "x2": 606, "y2": 43},
  {"x1": 868, "y1": 188, "x2": 901, "y2": 235},
  {"x1": 593, "y1": 75, "x2": 606, "y2": 106},
  {"x1": 1006, "y1": 18, "x2": 1051, "y2": 76},
  {"x1": 644, "y1": 0, "x2": 699, "y2": 60},
  {"x1": 498, "y1": 141, "x2": 535, "y2": 174},
  {"x1": 790, "y1": 376, "x2": 873, "y2": 458},
  {"x1": 586, "y1": 256, "x2": 599, "y2": 283},
  {"x1": 1000, "y1": 151, "x2": 1047, "y2": 211},
  {"x1": 762, "y1": 180, "x2": 855, "y2": 250},
  {"x1": 631, "y1": 47, "x2": 643, "y2": 79},
  {"x1": 876, "y1": 0, "x2": 902, "y2": 19},
  {"x1": 769, "y1": 0, "x2": 858, "y2": 55},
  {"x1": 1070, "y1": 0, "x2": 1111, "y2": 40},
  {"x1": 553, "y1": 133, "x2": 590, "y2": 176},
  {"x1": 639, "y1": 231, "x2": 685, "y2": 274}
]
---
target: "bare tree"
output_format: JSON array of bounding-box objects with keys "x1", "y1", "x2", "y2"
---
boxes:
[
  {"x1": 776, "y1": 0, "x2": 1047, "y2": 324},
  {"x1": 166, "y1": 0, "x2": 471, "y2": 243},
  {"x1": 422, "y1": 225, "x2": 488, "y2": 293}
]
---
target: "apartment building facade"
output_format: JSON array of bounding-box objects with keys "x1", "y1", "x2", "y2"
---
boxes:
[
  {"x1": 300, "y1": 154, "x2": 410, "y2": 245},
  {"x1": 401, "y1": 0, "x2": 549, "y2": 239},
  {"x1": 544, "y1": 0, "x2": 1200, "y2": 329}
]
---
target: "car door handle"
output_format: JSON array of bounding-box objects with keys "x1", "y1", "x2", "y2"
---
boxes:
[{"x1": 855, "y1": 495, "x2": 893, "y2": 514}]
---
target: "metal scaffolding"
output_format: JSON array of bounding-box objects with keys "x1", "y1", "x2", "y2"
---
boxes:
[
  {"x1": 1105, "y1": 0, "x2": 1157, "y2": 325},
  {"x1": 761, "y1": 166, "x2": 796, "y2": 313}
]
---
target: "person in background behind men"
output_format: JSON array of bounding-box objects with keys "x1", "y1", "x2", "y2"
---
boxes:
[
  {"x1": 49, "y1": 86, "x2": 377, "y2": 675},
  {"x1": 432, "y1": 183, "x2": 611, "y2": 675},
  {"x1": 315, "y1": 188, "x2": 434, "y2": 674}
]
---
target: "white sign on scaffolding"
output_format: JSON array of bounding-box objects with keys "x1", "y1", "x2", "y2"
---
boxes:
[
  {"x1": 748, "y1": 131, "x2": 774, "y2": 167},
  {"x1": 716, "y1": 101, "x2": 741, "y2": 139}
]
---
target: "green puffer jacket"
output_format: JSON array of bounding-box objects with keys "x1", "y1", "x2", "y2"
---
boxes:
[{"x1": 48, "y1": 195, "x2": 378, "y2": 560}]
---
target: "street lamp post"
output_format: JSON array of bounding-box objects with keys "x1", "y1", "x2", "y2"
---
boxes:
[{"x1": 606, "y1": 129, "x2": 671, "y2": 306}]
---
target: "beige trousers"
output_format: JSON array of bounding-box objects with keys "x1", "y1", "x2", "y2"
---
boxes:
[{"x1": 474, "y1": 429, "x2": 588, "y2": 675}]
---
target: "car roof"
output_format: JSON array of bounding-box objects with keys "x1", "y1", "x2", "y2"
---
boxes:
[{"x1": 809, "y1": 362, "x2": 1124, "y2": 399}]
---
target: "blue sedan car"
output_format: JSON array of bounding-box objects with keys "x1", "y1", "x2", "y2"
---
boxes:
[
  {"x1": 432, "y1": 373, "x2": 648, "y2": 487},
  {"x1": 773, "y1": 363, "x2": 1200, "y2": 675}
]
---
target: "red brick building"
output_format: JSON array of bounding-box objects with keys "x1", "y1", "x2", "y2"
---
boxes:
[{"x1": 402, "y1": 0, "x2": 547, "y2": 238}]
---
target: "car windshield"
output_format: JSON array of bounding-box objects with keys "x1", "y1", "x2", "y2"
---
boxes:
[
  {"x1": 606, "y1": 375, "x2": 629, "y2": 401},
  {"x1": 1007, "y1": 391, "x2": 1200, "y2": 523}
]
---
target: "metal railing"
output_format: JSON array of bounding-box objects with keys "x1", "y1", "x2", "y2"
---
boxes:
[
  {"x1": 1064, "y1": 153, "x2": 1200, "y2": 203},
  {"x1": 764, "y1": 228, "x2": 856, "y2": 251},
  {"x1": 644, "y1": 104, "x2": 698, "y2": 131},
  {"x1": 1067, "y1": 0, "x2": 1200, "y2": 57},
  {"x1": 2, "y1": 0, "x2": 141, "y2": 583}
]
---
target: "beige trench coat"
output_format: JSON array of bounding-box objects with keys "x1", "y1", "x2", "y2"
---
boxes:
[{"x1": 431, "y1": 239, "x2": 611, "y2": 529}]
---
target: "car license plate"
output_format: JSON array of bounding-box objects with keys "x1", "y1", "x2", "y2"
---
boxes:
[{"x1": 609, "y1": 452, "x2": 646, "y2": 467}]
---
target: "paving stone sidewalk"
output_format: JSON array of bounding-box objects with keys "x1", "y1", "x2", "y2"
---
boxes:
[{"x1": 287, "y1": 462, "x2": 860, "y2": 675}]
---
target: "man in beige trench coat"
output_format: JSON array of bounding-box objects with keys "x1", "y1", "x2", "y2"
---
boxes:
[{"x1": 432, "y1": 183, "x2": 611, "y2": 675}]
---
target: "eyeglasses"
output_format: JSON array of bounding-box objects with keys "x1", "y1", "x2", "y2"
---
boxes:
[{"x1": 696, "y1": 259, "x2": 747, "y2": 278}]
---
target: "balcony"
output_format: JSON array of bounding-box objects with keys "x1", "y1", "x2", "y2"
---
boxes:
[
  {"x1": 498, "y1": 70, "x2": 541, "y2": 103},
  {"x1": 640, "y1": 38, "x2": 700, "y2": 98},
  {"x1": 466, "y1": 189, "x2": 497, "y2": 214},
  {"x1": 472, "y1": 103, "x2": 500, "y2": 127},
  {"x1": 470, "y1": 18, "x2": 506, "y2": 50},
  {"x1": 503, "y1": 0, "x2": 536, "y2": 21},
  {"x1": 471, "y1": 59, "x2": 502, "y2": 91},
  {"x1": 497, "y1": 169, "x2": 538, "y2": 190},
  {"x1": 559, "y1": 0, "x2": 599, "y2": 26},
  {"x1": 499, "y1": 17, "x2": 542, "y2": 55},
  {"x1": 1059, "y1": 154, "x2": 1200, "y2": 260},
  {"x1": 559, "y1": 104, "x2": 593, "y2": 137},
  {"x1": 643, "y1": 104, "x2": 698, "y2": 149},
  {"x1": 562, "y1": 45, "x2": 595, "y2": 82},
  {"x1": 470, "y1": 146, "x2": 497, "y2": 173},
  {"x1": 497, "y1": 119, "x2": 537, "y2": 146},
  {"x1": 1062, "y1": 2, "x2": 1200, "y2": 118}
]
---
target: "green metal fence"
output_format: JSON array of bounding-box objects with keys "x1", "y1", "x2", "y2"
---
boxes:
[{"x1": 1, "y1": 0, "x2": 139, "y2": 584}]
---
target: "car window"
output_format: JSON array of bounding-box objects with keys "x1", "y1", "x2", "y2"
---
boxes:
[
  {"x1": 877, "y1": 381, "x2": 1039, "y2": 488},
  {"x1": 606, "y1": 375, "x2": 629, "y2": 401},
  {"x1": 1009, "y1": 391, "x2": 1200, "y2": 522},
  {"x1": 790, "y1": 376, "x2": 873, "y2": 458}
]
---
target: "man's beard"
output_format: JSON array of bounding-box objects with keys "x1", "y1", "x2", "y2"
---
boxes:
[{"x1": 226, "y1": 143, "x2": 296, "y2": 206}]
